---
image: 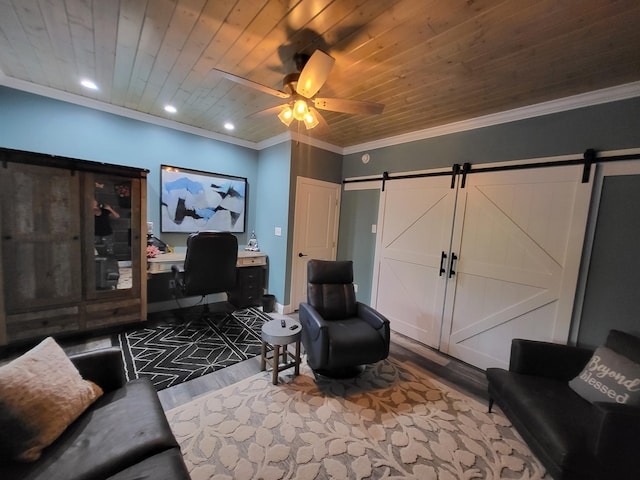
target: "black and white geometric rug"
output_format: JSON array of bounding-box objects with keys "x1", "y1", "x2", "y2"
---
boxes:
[{"x1": 115, "y1": 307, "x2": 271, "y2": 391}]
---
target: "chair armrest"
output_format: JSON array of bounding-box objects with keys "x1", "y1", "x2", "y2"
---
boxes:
[
  {"x1": 298, "y1": 302, "x2": 329, "y2": 342},
  {"x1": 356, "y1": 302, "x2": 390, "y2": 331},
  {"x1": 591, "y1": 402, "x2": 640, "y2": 470},
  {"x1": 509, "y1": 339, "x2": 593, "y2": 381},
  {"x1": 70, "y1": 347, "x2": 126, "y2": 392},
  {"x1": 171, "y1": 264, "x2": 185, "y2": 290}
]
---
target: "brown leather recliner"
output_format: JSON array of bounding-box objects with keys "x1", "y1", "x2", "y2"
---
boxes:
[{"x1": 298, "y1": 259, "x2": 390, "y2": 377}]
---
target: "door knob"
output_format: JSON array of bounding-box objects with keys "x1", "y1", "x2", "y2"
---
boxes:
[{"x1": 298, "y1": 252, "x2": 308, "y2": 257}]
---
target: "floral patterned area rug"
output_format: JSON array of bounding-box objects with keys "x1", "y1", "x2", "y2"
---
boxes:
[{"x1": 166, "y1": 358, "x2": 549, "y2": 480}]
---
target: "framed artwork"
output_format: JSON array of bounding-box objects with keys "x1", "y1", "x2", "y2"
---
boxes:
[{"x1": 160, "y1": 165, "x2": 247, "y2": 233}]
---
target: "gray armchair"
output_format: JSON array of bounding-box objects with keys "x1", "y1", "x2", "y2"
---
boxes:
[{"x1": 299, "y1": 259, "x2": 390, "y2": 377}]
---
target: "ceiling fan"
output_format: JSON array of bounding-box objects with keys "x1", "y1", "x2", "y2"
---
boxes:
[{"x1": 211, "y1": 50, "x2": 384, "y2": 130}]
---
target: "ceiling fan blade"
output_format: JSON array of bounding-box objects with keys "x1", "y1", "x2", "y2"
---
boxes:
[
  {"x1": 311, "y1": 107, "x2": 329, "y2": 131},
  {"x1": 247, "y1": 104, "x2": 286, "y2": 119},
  {"x1": 211, "y1": 68, "x2": 290, "y2": 99},
  {"x1": 296, "y1": 50, "x2": 335, "y2": 98},
  {"x1": 314, "y1": 97, "x2": 385, "y2": 115}
]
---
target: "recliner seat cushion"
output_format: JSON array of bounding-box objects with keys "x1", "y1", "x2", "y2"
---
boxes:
[
  {"x1": 325, "y1": 318, "x2": 388, "y2": 368},
  {"x1": 0, "y1": 379, "x2": 179, "y2": 480}
]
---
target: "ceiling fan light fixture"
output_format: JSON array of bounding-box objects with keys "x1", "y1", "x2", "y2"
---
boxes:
[
  {"x1": 293, "y1": 99, "x2": 308, "y2": 121},
  {"x1": 303, "y1": 109, "x2": 319, "y2": 130},
  {"x1": 278, "y1": 106, "x2": 294, "y2": 126}
]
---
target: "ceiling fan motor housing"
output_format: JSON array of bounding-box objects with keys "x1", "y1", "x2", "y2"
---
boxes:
[
  {"x1": 293, "y1": 53, "x2": 310, "y2": 72},
  {"x1": 283, "y1": 73, "x2": 300, "y2": 94}
]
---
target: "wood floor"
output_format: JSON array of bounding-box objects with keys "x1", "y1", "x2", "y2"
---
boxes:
[
  {"x1": 151, "y1": 310, "x2": 489, "y2": 411},
  {"x1": 1, "y1": 309, "x2": 489, "y2": 412}
]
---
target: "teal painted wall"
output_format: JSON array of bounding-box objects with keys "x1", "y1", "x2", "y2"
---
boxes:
[
  {"x1": 0, "y1": 87, "x2": 260, "y2": 251},
  {"x1": 337, "y1": 188, "x2": 379, "y2": 303},
  {"x1": 339, "y1": 97, "x2": 640, "y2": 304},
  {"x1": 256, "y1": 141, "x2": 292, "y2": 305},
  {"x1": 343, "y1": 98, "x2": 640, "y2": 177}
]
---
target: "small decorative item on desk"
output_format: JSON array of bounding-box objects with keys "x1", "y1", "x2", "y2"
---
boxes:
[
  {"x1": 146, "y1": 245, "x2": 160, "y2": 272},
  {"x1": 246, "y1": 230, "x2": 259, "y2": 251}
]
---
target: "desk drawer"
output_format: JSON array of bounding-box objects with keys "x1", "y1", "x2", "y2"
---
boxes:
[
  {"x1": 238, "y1": 255, "x2": 266, "y2": 266},
  {"x1": 228, "y1": 265, "x2": 264, "y2": 308}
]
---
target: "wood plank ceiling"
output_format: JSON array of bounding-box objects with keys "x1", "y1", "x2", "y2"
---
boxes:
[{"x1": 0, "y1": 0, "x2": 639, "y2": 148}]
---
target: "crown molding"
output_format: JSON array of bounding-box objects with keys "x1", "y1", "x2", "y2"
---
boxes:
[
  {"x1": 343, "y1": 81, "x2": 640, "y2": 155},
  {"x1": 256, "y1": 130, "x2": 343, "y2": 154},
  {"x1": 0, "y1": 74, "x2": 259, "y2": 150},
  {"x1": 3, "y1": 72, "x2": 638, "y2": 157},
  {"x1": 256, "y1": 131, "x2": 292, "y2": 150},
  {"x1": 289, "y1": 131, "x2": 343, "y2": 154}
]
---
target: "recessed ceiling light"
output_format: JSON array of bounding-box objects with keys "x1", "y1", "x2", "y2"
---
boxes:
[
  {"x1": 164, "y1": 105, "x2": 177, "y2": 114},
  {"x1": 224, "y1": 122, "x2": 235, "y2": 130},
  {"x1": 80, "y1": 79, "x2": 98, "y2": 90}
]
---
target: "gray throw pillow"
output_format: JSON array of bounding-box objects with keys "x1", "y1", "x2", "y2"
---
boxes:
[{"x1": 569, "y1": 346, "x2": 640, "y2": 405}]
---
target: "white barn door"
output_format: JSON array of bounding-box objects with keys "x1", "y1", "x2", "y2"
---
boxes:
[
  {"x1": 372, "y1": 176, "x2": 457, "y2": 348},
  {"x1": 440, "y1": 166, "x2": 592, "y2": 369},
  {"x1": 372, "y1": 164, "x2": 592, "y2": 369}
]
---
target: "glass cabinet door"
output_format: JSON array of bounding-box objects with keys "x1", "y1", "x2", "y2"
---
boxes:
[{"x1": 86, "y1": 173, "x2": 142, "y2": 297}]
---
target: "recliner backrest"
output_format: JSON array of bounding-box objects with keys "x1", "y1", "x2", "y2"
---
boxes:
[
  {"x1": 307, "y1": 260, "x2": 357, "y2": 320},
  {"x1": 182, "y1": 231, "x2": 238, "y2": 296}
]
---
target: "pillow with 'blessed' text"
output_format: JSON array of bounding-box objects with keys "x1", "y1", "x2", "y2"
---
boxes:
[{"x1": 569, "y1": 345, "x2": 640, "y2": 405}]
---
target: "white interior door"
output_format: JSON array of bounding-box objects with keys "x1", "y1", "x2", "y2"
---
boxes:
[
  {"x1": 290, "y1": 177, "x2": 341, "y2": 312},
  {"x1": 440, "y1": 165, "x2": 592, "y2": 369},
  {"x1": 372, "y1": 176, "x2": 457, "y2": 348}
]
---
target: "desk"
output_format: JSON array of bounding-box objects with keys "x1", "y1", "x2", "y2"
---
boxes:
[
  {"x1": 147, "y1": 250, "x2": 268, "y2": 308},
  {"x1": 147, "y1": 250, "x2": 266, "y2": 273}
]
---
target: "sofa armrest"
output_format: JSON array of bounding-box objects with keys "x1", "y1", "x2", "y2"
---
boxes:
[
  {"x1": 591, "y1": 402, "x2": 640, "y2": 471},
  {"x1": 509, "y1": 339, "x2": 593, "y2": 381},
  {"x1": 70, "y1": 347, "x2": 126, "y2": 392}
]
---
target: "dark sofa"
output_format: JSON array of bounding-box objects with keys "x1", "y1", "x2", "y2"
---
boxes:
[
  {"x1": 0, "y1": 347, "x2": 190, "y2": 480},
  {"x1": 486, "y1": 331, "x2": 640, "y2": 480}
]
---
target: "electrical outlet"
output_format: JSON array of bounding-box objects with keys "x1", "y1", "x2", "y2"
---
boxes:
[{"x1": 354, "y1": 284, "x2": 358, "y2": 293}]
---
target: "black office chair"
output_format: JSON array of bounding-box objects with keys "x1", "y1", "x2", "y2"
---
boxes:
[
  {"x1": 172, "y1": 231, "x2": 238, "y2": 325},
  {"x1": 299, "y1": 259, "x2": 390, "y2": 378}
]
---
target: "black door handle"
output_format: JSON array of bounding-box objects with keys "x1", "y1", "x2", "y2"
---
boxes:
[
  {"x1": 439, "y1": 251, "x2": 447, "y2": 276},
  {"x1": 298, "y1": 252, "x2": 308, "y2": 257},
  {"x1": 448, "y1": 253, "x2": 458, "y2": 278}
]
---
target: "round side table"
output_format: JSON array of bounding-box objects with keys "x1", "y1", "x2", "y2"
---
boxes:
[{"x1": 261, "y1": 317, "x2": 302, "y2": 385}]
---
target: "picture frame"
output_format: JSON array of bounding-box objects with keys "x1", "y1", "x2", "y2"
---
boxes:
[{"x1": 160, "y1": 164, "x2": 247, "y2": 233}]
